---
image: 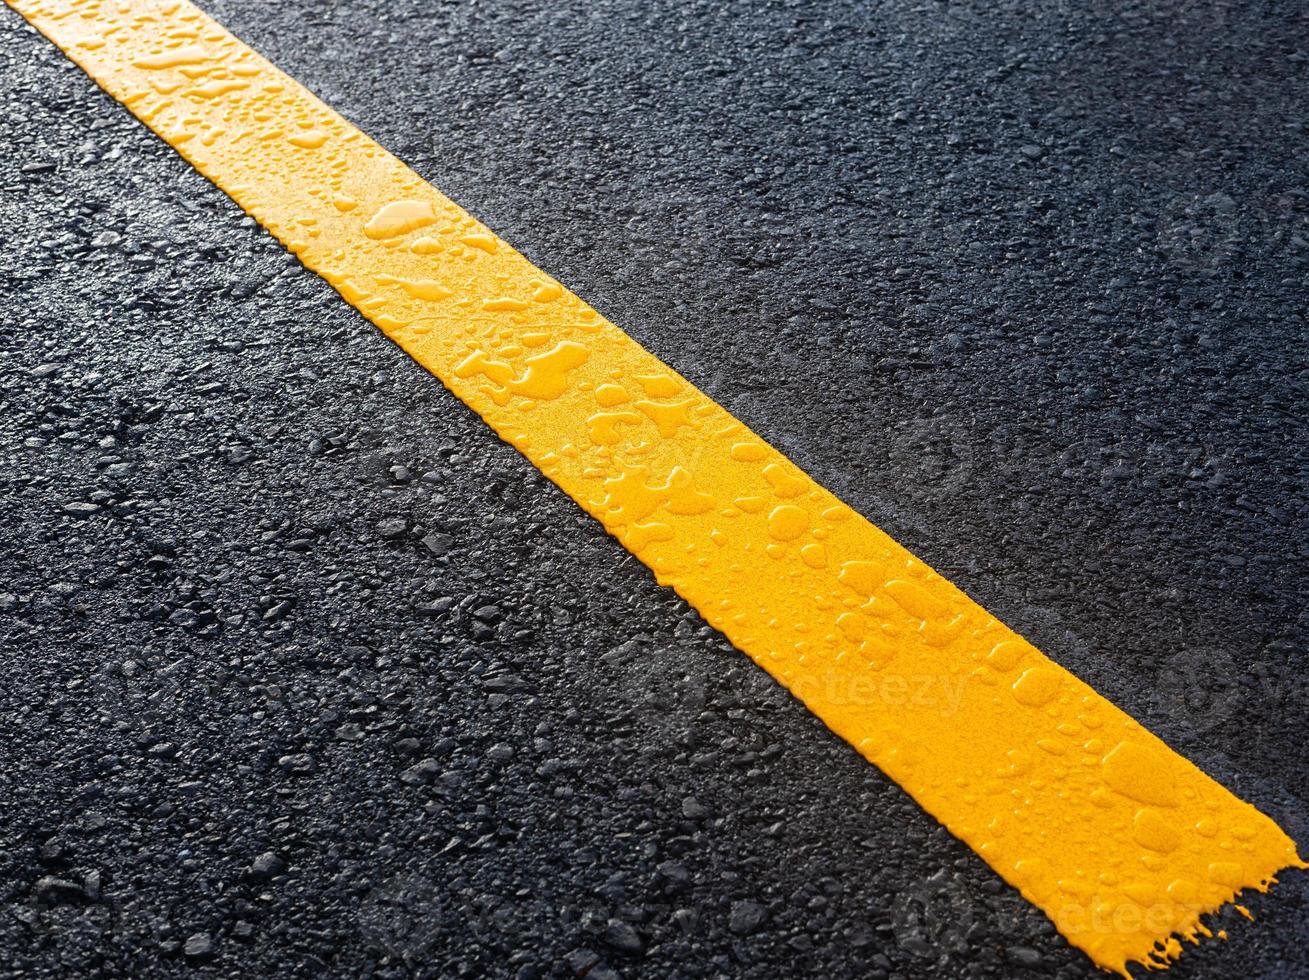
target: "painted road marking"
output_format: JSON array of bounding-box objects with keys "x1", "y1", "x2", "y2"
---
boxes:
[{"x1": 8, "y1": 0, "x2": 1303, "y2": 973}]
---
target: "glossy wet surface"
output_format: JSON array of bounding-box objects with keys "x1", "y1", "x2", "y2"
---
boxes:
[{"x1": 1, "y1": 1, "x2": 1306, "y2": 977}]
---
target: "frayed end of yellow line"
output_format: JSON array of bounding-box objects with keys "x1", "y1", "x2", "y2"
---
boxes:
[{"x1": 1106, "y1": 851, "x2": 1309, "y2": 977}]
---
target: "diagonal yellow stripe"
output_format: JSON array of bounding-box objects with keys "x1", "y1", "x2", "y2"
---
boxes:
[{"x1": 10, "y1": 0, "x2": 1302, "y2": 973}]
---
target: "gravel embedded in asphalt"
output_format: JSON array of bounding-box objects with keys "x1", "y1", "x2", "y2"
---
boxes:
[{"x1": 1, "y1": 1, "x2": 1306, "y2": 978}]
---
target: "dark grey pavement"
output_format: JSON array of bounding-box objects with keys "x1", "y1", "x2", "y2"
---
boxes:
[{"x1": 1, "y1": 0, "x2": 1307, "y2": 977}]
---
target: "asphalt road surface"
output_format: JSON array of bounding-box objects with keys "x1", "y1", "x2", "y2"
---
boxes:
[{"x1": 2, "y1": 0, "x2": 1307, "y2": 977}]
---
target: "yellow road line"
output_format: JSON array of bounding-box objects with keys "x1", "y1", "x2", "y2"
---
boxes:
[{"x1": 10, "y1": 0, "x2": 1302, "y2": 972}]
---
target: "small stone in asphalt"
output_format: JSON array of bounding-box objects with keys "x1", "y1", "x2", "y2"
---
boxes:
[
  {"x1": 183, "y1": 932, "x2": 214, "y2": 959},
  {"x1": 729, "y1": 900, "x2": 766, "y2": 936},
  {"x1": 400, "y1": 758, "x2": 441, "y2": 785},
  {"x1": 603, "y1": 918, "x2": 643, "y2": 955},
  {"x1": 656, "y1": 860, "x2": 690, "y2": 890},
  {"x1": 1007, "y1": 946, "x2": 1042, "y2": 967},
  {"x1": 421, "y1": 532, "x2": 452, "y2": 555},
  {"x1": 249, "y1": 852, "x2": 285, "y2": 880},
  {"x1": 681, "y1": 796, "x2": 709, "y2": 819},
  {"x1": 33, "y1": 876, "x2": 85, "y2": 904},
  {"x1": 564, "y1": 949, "x2": 601, "y2": 974},
  {"x1": 483, "y1": 673, "x2": 528, "y2": 693},
  {"x1": 473, "y1": 604, "x2": 502, "y2": 623},
  {"x1": 377, "y1": 518, "x2": 407, "y2": 540},
  {"x1": 276, "y1": 753, "x2": 315, "y2": 775}
]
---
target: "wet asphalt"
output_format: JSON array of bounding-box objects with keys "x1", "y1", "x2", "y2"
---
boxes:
[{"x1": 1, "y1": 0, "x2": 1307, "y2": 977}]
